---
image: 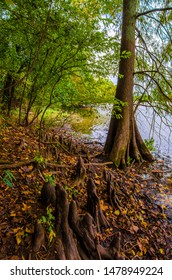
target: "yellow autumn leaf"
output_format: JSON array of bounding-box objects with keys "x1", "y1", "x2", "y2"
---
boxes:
[
  {"x1": 95, "y1": 179, "x2": 101, "y2": 185},
  {"x1": 22, "y1": 203, "x2": 31, "y2": 211},
  {"x1": 138, "y1": 251, "x2": 143, "y2": 257},
  {"x1": 159, "y1": 248, "x2": 165, "y2": 255},
  {"x1": 141, "y1": 221, "x2": 148, "y2": 228},
  {"x1": 49, "y1": 230, "x2": 56, "y2": 242},
  {"x1": 128, "y1": 209, "x2": 134, "y2": 215},
  {"x1": 136, "y1": 214, "x2": 143, "y2": 221},
  {"x1": 100, "y1": 200, "x2": 109, "y2": 211},
  {"x1": 15, "y1": 230, "x2": 24, "y2": 245},
  {"x1": 143, "y1": 247, "x2": 147, "y2": 254},
  {"x1": 159, "y1": 213, "x2": 167, "y2": 219},
  {"x1": 16, "y1": 235, "x2": 22, "y2": 245},
  {"x1": 114, "y1": 210, "x2": 120, "y2": 216},
  {"x1": 13, "y1": 227, "x2": 23, "y2": 234},
  {"x1": 131, "y1": 250, "x2": 135, "y2": 256},
  {"x1": 25, "y1": 227, "x2": 32, "y2": 233},
  {"x1": 105, "y1": 228, "x2": 113, "y2": 234},
  {"x1": 10, "y1": 212, "x2": 16, "y2": 217},
  {"x1": 122, "y1": 209, "x2": 127, "y2": 215},
  {"x1": 22, "y1": 190, "x2": 30, "y2": 195}
]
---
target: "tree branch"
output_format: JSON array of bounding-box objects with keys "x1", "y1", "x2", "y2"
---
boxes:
[
  {"x1": 135, "y1": 71, "x2": 172, "y2": 102},
  {"x1": 137, "y1": 7, "x2": 172, "y2": 18}
]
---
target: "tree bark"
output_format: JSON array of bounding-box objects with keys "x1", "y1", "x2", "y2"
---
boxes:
[
  {"x1": 104, "y1": 0, "x2": 154, "y2": 168},
  {"x1": 2, "y1": 73, "x2": 15, "y2": 116}
]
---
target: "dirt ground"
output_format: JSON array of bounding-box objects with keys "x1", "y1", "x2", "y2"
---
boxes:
[{"x1": 0, "y1": 122, "x2": 172, "y2": 260}]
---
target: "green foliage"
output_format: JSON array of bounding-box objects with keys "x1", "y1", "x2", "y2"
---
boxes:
[
  {"x1": 64, "y1": 185, "x2": 79, "y2": 199},
  {"x1": 144, "y1": 138, "x2": 155, "y2": 152},
  {"x1": 0, "y1": 0, "x2": 118, "y2": 123},
  {"x1": 0, "y1": 170, "x2": 16, "y2": 188},
  {"x1": 55, "y1": 74, "x2": 116, "y2": 109},
  {"x1": 40, "y1": 206, "x2": 56, "y2": 242},
  {"x1": 34, "y1": 154, "x2": 45, "y2": 166},
  {"x1": 0, "y1": 0, "x2": 171, "y2": 128},
  {"x1": 112, "y1": 99, "x2": 127, "y2": 119},
  {"x1": 127, "y1": 156, "x2": 133, "y2": 166},
  {"x1": 118, "y1": 73, "x2": 124, "y2": 79},
  {"x1": 120, "y1": 50, "x2": 131, "y2": 59},
  {"x1": 44, "y1": 174, "x2": 56, "y2": 186}
]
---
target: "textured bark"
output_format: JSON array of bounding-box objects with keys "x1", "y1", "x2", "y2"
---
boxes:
[
  {"x1": 73, "y1": 156, "x2": 86, "y2": 187},
  {"x1": 69, "y1": 199, "x2": 123, "y2": 260},
  {"x1": 104, "y1": 0, "x2": 154, "y2": 168},
  {"x1": 32, "y1": 220, "x2": 45, "y2": 253},
  {"x1": 41, "y1": 182, "x2": 56, "y2": 207},
  {"x1": 55, "y1": 184, "x2": 81, "y2": 260},
  {"x1": 2, "y1": 73, "x2": 15, "y2": 116},
  {"x1": 35, "y1": 183, "x2": 123, "y2": 259},
  {"x1": 87, "y1": 178, "x2": 109, "y2": 231}
]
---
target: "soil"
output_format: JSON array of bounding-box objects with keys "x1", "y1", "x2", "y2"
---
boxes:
[{"x1": 0, "y1": 121, "x2": 172, "y2": 260}]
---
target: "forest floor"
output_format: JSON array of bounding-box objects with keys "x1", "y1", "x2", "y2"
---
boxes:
[{"x1": 0, "y1": 120, "x2": 172, "y2": 260}]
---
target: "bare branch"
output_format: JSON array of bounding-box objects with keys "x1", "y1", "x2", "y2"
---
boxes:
[
  {"x1": 135, "y1": 71, "x2": 172, "y2": 102},
  {"x1": 134, "y1": 70, "x2": 172, "y2": 90},
  {"x1": 137, "y1": 7, "x2": 172, "y2": 18}
]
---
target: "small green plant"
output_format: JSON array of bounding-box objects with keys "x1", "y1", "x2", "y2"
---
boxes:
[
  {"x1": 34, "y1": 154, "x2": 45, "y2": 167},
  {"x1": 1, "y1": 170, "x2": 16, "y2": 187},
  {"x1": 127, "y1": 156, "x2": 133, "y2": 166},
  {"x1": 144, "y1": 138, "x2": 155, "y2": 151},
  {"x1": 64, "y1": 185, "x2": 79, "y2": 198},
  {"x1": 44, "y1": 174, "x2": 56, "y2": 186},
  {"x1": 40, "y1": 206, "x2": 56, "y2": 242}
]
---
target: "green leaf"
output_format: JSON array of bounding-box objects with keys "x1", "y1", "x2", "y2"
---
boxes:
[
  {"x1": 5, "y1": 0, "x2": 15, "y2": 7},
  {"x1": 41, "y1": 216, "x2": 47, "y2": 223}
]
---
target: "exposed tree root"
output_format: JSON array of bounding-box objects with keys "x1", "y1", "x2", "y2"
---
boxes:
[
  {"x1": 0, "y1": 159, "x2": 35, "y2": 170},
  {"x1": 32, "y1": 220, "x2": 45, "y2": 253},
  {"x1": 87, "y1": 178, "x2": 109, "y2": 231},
  {"x1": 55, "y1": 184, "x2": 81, "y2": 259}
]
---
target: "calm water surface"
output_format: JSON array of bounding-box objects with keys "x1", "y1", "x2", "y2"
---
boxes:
[{"x1": 77, "y1": 105, "x2": 172, "y2": 163}]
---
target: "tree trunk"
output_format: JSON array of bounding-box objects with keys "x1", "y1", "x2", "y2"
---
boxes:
[
  {"x1": 2, "y1": 73, "x2": 15, "y2": 116},
  {"x1": 104, "y1": 0, "x2": 154, "y2": 168}
]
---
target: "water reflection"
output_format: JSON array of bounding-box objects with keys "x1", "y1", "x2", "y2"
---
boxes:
[
  {"x1": 136, "y1": 106, "x2": 172, "y2": 162},
  {"x1": 70, "y1": 104, "x2": 172, "y2": 162}
]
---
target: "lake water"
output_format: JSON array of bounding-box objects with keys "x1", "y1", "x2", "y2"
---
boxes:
[{"x1": 76, "y1": 105, "x2": 172, "y2": 163}]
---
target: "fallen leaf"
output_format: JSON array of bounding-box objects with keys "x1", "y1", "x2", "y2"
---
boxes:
[
  {"x1": 159, "y1": 248, "x2": 165, "y2": 255},
  {"x1": 10, "y1": 212, "x2": 16, "y2": 217},
  {"x1": 10, "y1": 255, "x2": 20, "y2": 260},
  {"x1": 131, "y1": 224, "x2": 139, "y2": 233},
  {"x1": 15, "y1": 230, "x2": 24, "y2": 245},
  {"x1": 22, "y1": 203, "x2": 31, "y2": 211},
  {"x1": 25, "y1": 227, "x2": 33, "y2": 233},
  {"x1": 100, "y1": 200, "x2": 109, "y2": 211},
  {"x1": 49, "y1": 230, "x2": 56, "y2": 242},
  {"x1": 114, "y1": 210, "x2": 120, "y2": 216}
]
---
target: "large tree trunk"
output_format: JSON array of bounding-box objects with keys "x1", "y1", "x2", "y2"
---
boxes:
[{"x1": 104, "y1": 0, "x2": 154, "y2": 168}]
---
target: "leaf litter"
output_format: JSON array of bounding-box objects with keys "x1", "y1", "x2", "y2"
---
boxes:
[{"x1": 0, "y1": 122, "x2": 172, "y2": 260}]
